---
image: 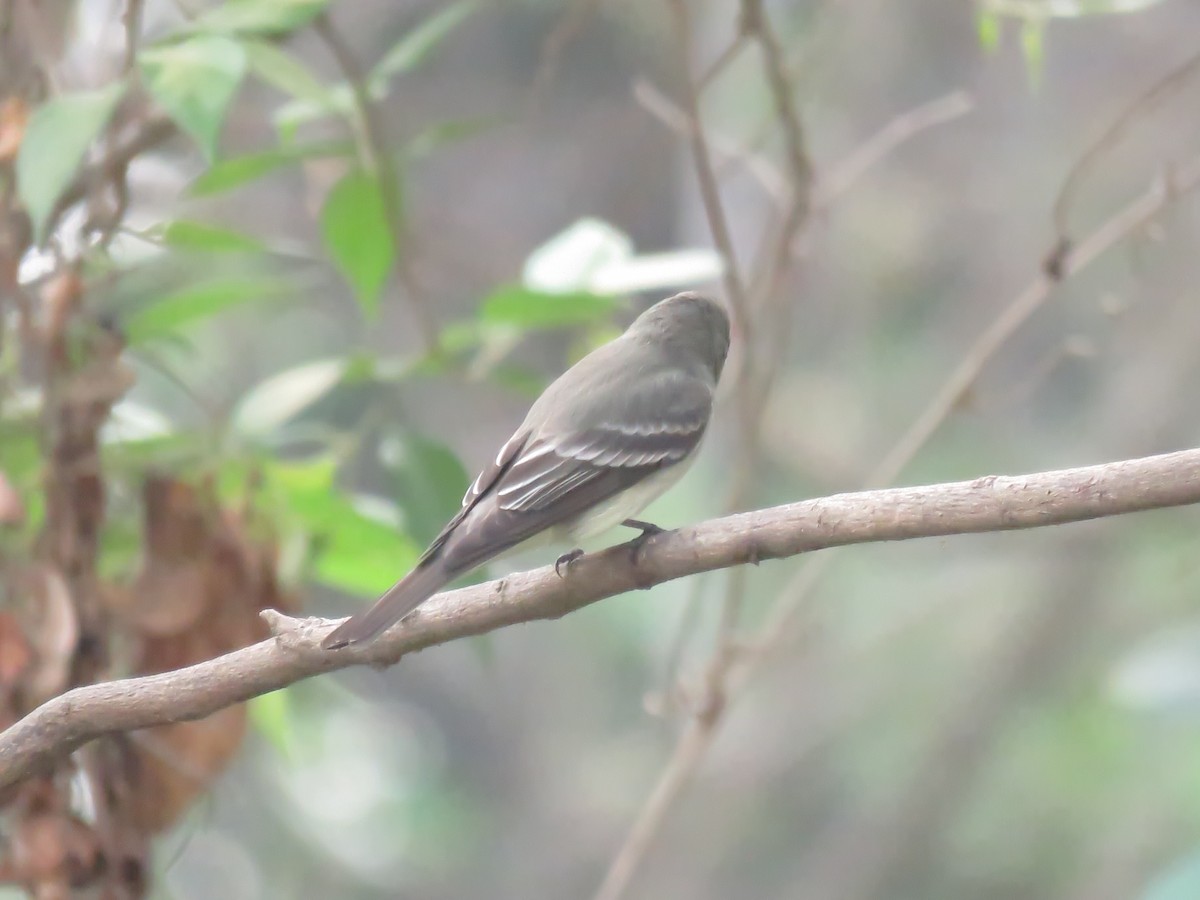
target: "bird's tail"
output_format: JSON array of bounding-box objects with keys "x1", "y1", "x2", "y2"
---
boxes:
[{"x1": 322, "y1": 557, "x2": 454, "y2": 650}]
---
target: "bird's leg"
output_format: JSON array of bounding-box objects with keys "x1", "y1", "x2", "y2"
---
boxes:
[
  {"x1": 623, "y1": 519, "x2": 665, "y2": 537},
  {"x1": 623, "y1": 519, "x2": 665, "y2": 572},
  {"x1": 555, "y1": 548, "x2": 584, "y2": 578}
]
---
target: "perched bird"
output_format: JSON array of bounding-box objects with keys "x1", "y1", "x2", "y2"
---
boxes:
[{"x1": 322, "y1": 291, "x2": 730, "y2": 649}]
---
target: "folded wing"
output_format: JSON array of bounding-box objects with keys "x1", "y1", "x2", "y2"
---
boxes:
[{"x1": 435, "y1": 372, "x2": 713, "y2": 572}]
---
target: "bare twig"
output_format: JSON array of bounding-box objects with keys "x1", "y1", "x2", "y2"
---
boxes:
[
  {"x1": 1049, "y1": 47, "x2": 1200, "y2": 273},
  {"x1": 526, "y1": 0, "x2": 606, "y2": 114},
  {"x1": 42, "y1": 113, "x2": 175, "y2": 241},
  {"x1": 814, "y1": 90, "x2": 974, "y2": 208},
  {"x1": 742, "y1": 0, "x2": 812, "y2": 222},
  {"x1": 761, "y1": 152, "x2": 1200, "y2": 700},
  {"x1": 4, "y1": 447, "x2": 1200, "y2": 792},
  {"x1": 742, "y1": 0, "x2": 814, "y2": 313},
  {"x1": 637, "y1": 85, "x2": 971, "y2": 719},
  {"x1": 314, "y1": 13, "x2": 439, "y2": 353},
  {"x1": 802, "y1": 545, "x2": 1104, "y2": 900},
  {"x1": 871, "y1": 153, "x2": 1200, "y2": 493},
  {"x1": 664, "y1": 0, "x2": 750, "y2": 330},
  {"x1": 594, "y1": 716, "x2": 716, "y2": 900},
  {"x1": 592, "y1": 149, "x2": 1200, "y2": 900},
  {"x1": 698, "y1": 32, "x2": 748, "y2": 91},
  {"x1": 633, "y1": 80, "x2": 789, "y2": 202},
  {"x1": 121, "y1": 0, "x2": 144, "y2": 73},
  {"x1": 662, "y1": 0, "x2": 761, "y2": 671}
]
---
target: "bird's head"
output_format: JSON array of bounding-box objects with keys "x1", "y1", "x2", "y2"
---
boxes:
[{"x1": 630, "y1": 291, "x2": 731, "y2": 382}]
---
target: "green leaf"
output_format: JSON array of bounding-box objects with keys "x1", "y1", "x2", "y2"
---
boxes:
[
  {"x1": 103, "y1": 399, "x2": 173, "y2": 444},
  {"x1": 320, "y1": 168, "x2": 394, "y2": 316},
  {"x1": 380, "y1": 431, "x2": 469, "y2": 548},
  {"x1": 521, "y1": 217, "x2": 721, "y2": 296},
  {"x1": 1020, "y1": 18, "x2": 1045, "y2": 89},
  {"x1": 269, "y1": 0, "x2": 477, "y2": 140},
  {"x1": 141, "y1": 35, "x2": 248, "y2": 160},
  {"x1": 523, "y1": 217, "x2": 632, "y2": 293},
  {"x1": 16, "y1": 85, "x2": 125, "y2": 240},
  {"x1": 489, "y1": 362, "x2": 548, "y2": 397},
  {"x1": 249, "y1": 688, "x2": 295, "y2": 759},
  {"x1": 188, "y1": 140, "x2": 351, "y2": 195},
  {"x1": 981, "y1": 0, "x2": 1167, "y2": 17},
  {"x1": 243, "y1": 39, "x2": 333, "y2": 107},
  {"x1": 158, "y1": 219, "x2": 265, "y2": 253},
  {"x1": 373, "y1": 1, "x2": 476, "y2": 81},
  {"x1": 232, "y1": 358, "x2": 348, "y2": 437},
  {"x1": 268, "y1": 0, "x2": 477, "y2": 140},
  {"x1": 273, "y1": 84, "x2": 364, "y2": 139},
  {"x1": 589, "y1": 249, "x2": 723, "y2": 295},
  {"x1": 977, "y1": 11, "x2": 1002, "y2": 52},
  {"x1": 191, "y1": 0, "x2": 330, "y2": 35},
  {"x1": 406, "y1": 117, "x2": 502, "y2": 161},
  {"x1": 125, "y1": 276, "x2": 288, "y2": 344},
  {"x1": 267, "y1": 458, "x2": 418, "y2": 596},
  {"x1": 480, "y1": 286, "x2": 619, "y2": 329}
]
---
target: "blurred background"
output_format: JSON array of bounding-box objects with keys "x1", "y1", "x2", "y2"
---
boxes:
[{"x1": 3, "y1": 0, "x2": 1200, "y2": 898}]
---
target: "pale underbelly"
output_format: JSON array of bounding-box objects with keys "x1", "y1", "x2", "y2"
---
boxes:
[{"x1": 558, "y1": 456, "x2": 694, "y2": 542}]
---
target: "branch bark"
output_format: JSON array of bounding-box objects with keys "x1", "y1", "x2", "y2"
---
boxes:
[{"x1": 2, "y1": 447, "x2": 1200, "y2": 792}]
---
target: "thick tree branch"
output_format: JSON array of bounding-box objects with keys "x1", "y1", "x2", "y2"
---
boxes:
[{"x1": 2, "y1": 447, "x2": 1200, "y2": 792}]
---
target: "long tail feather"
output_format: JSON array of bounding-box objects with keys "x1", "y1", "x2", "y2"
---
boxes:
[{"x1": 322, "y1": 558, "x2": 453, "y2": 649}]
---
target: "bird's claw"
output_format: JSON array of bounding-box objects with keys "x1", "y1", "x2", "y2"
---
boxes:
[
  {"x1": 623, "y1": 519, "x2": 665, "y2": 574},
  {"x1": 555, "y1": 548, "x2": 584, "y2": 578},
  {"x1": 623, "y1": 519, "x2": 665, "y2": 538}
]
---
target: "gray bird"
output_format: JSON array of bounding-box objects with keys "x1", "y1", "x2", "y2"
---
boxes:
[{"x1": 322, "y1": 291, "x2": 730, "y2": 649}]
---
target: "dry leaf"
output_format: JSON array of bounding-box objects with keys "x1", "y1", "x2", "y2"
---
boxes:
[
  {"x1": 0, "y1": 97, "x2": 28, "y2": 163},
  {"x1": 0, "y1": 470, "x2": 25, "y2": 526},
  {"x1": 0, "y1": 779, "x2": 102, "y2": 897},
  {"x1": 125, "y1": 705, "x2": 247, "y2": 833},
  {"x1": 111, "y1": 476, "x2": 296, "y2": 833},
  {"x1": 0, "y1": 612, "x2": 33, "y2": 687},
  {"x1": 2, "y1": 565, "x2": 78, "y2": 710}
]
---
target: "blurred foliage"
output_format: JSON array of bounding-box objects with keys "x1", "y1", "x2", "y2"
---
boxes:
[
  {"x1": 1, "y1": 0, "x2": 1200, "y2": 897},
  {"x1": 15, "y1": 85, "x2": 124, "y2": 238}
]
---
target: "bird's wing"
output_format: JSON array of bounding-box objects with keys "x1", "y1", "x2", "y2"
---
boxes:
[
  {"x1": 321, "y1": 368, "x2": 713, "y2": 649},
  {"x1": 494, "y1": 413, "x2": 706, "y2": 512},
  {"x1": 431, "y1": 372, "x2": 713, "y2": 573},
  {"x1": 416, "y1": 428, "x2": 531, "y2": 564}
]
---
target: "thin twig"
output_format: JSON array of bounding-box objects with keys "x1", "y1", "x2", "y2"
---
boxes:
[
  {"x1": 633, "y1": 80, "x2": 789, "y2": 203},
  {"x1": 814, "y1": 90, "x2": 974, "y2": 208},
  {"x1": 637, "y1": 88, "x2": 973, "y2": 715},
  {"x1": 5, "y1": 446, "x2": 1200, "y2": 791},
  {"x1": 593, "y1": 150, "x2": 1200, "y2": 900},
  {"x1": 757, "y1": 151, "x2": 1200, "y2": 681},
  {"x1": 743, "y1": 0, "x2": 814, "y2": 310},
  {"x1": 594, "y1": 717, "x2": 715, "y2": 900},
  {"x1": 664, "y1": 0, "x2": 750, "y2": 331},
  {"x1": 526, "y1": 0, "x2": 606, "y2": 116},
  {"x1": 742, "y1": 0, "x2": 812, "y2": 222},
  {"x1": 802, "y1": 547, "x2": 1103, "y2": 899},
  {"x1": 662, "y1": 0, "x2": 760, "y2": 669},
  {"x1": 870, "y1": 153, "x2": 1200, "y2": 493},
  {"x1": 1049, "y1": 47, "x2": 1200, "y2": 274},
  {"x1": 314, "y1": 13, "x2": 440, "y2": 353},
  {"x1": 42, "y1": 113, "x2": 175, "y2": 240},
  {"x1": 698, "y1": 32, "x2": 748, "y2": 91},
  {"x1": 121, "y1": 0, "x2": 144, "y2": 73}
]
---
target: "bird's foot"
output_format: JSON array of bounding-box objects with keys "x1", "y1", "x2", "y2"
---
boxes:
[
  {"x1": 623, "y1": 519, "x2": 665, "y2": 538},
  {"x1": 555, "y1": 548, "x2": 584, "y2": 578},
  {"x1": 623, "y1": 519, "x2": 665, "y2": 575}
]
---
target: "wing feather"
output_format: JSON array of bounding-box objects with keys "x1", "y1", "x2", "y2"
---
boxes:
[
  {"x1": 429, "y1": 366, "x2": 714, "y2": 573},
  {"x1": 496, "y1": 419, "x2": 706, "y2": 513}
]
